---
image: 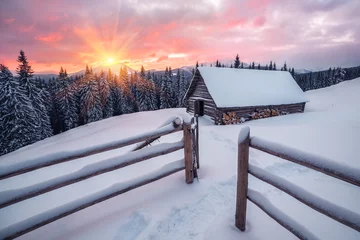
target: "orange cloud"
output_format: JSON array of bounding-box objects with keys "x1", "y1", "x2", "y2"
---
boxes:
[{"x1": 35, "y1": 32, "x2": 63, "y2": 43}]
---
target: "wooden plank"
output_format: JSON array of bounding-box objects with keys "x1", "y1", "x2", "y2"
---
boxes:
[
  {"x1": 0, "y1": 141, "x2": 185, "y2": 209},
  {"x1": 249, "y1": 165, "x2": 360, "y2": 232},
  {"x1": 235, "y1": 127, "x2": 250, "y2": 231},
  {"x1": 247, "y1": 189, "x2": 320, "y2": 240},
  {"x1": 0, "y1": 160, "x2": 186, "y2": 240},
  {"x1": 0, "y1": 121, "x2": 183, "y2": 180},
  {"x1": 183, "y1": 122, "x2": 194, "y2": 184},
  {"x1": 250, "y1": 137, "x2": 360, "y2": 187}
]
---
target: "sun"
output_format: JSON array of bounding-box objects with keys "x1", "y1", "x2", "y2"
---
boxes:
[{"x1": 106, "y1": 57, "x2": 115, "y2": 65}]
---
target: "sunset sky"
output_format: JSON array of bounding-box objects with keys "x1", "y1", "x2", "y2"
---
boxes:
[{"x1": 1, "y1": 0, "x2": 359, "y2": 73}]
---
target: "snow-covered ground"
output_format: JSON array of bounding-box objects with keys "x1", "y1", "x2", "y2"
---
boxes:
[{"x1": 1, "y1": 78, "x2": 360, "y2": 239}]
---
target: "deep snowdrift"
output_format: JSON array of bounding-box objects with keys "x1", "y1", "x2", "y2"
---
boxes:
[{"x1": 1, "y1": 78, "x2": 360, "y2": 240}]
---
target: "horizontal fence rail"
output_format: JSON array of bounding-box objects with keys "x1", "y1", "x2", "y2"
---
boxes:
[
  {"x1": 235, "y1": 127, "x2": 360, "y2": 239},
  {"x1": 249, "y1": 164, "x2": 360, "y2": 232},
  {"x1": 250, "y1": 137, "x2": 360, "y2": 187},
  {"x1": 0, "y1": 117, "x2": 183, "y2": 180},
  {"x1": 0, "y1": 141, "x2": 184, "y2": 209},
  {"x1": 247, "y1": 189, "x2": 321, "y2": 240},
  {"x1": 0, "y1": 117, "x2": 196, "y2": 240},
  {"x1": 0, "y1": 160, "x2": 186, "y2": 240}
]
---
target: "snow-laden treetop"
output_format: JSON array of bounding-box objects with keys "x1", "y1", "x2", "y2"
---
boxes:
[{"x1": 197, "y1": 67, "x2": 309, "y2": 108}]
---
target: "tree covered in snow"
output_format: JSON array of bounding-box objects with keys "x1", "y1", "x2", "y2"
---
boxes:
[
  {"x1": 178, "y1": 70, "x2": 187, "y2": 107},
  {"x1": 120, "y1": 66, "x2": 136, "y2": 114},
  {"x1": 55, "y1": 67, "x2": 78, "y2": 131},
  {"x1": 79, "y1": 70, "x2": 102, "y2": 124},
  {"x1": 0, "y1": 64, "x2": 40, "y2": 155},
  {"x1": 16, "y1": 50, "x2": 52, "y2": 140},
  {"x1": 234, "y1": 54, "x2": 240, "y2": 68},
  {"x1": 99, "y1": 70, "x2": 113, "y2": 118},
  {"x1": 160, "y1": 74, "x2": 172, "y2": 109}
]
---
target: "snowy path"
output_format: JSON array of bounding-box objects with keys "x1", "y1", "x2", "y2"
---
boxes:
[{"x1": 1, "y1": 79, "x2": 360, "y2": 239}]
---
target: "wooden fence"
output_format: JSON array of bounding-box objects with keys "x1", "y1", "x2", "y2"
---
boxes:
[
  {"x1": 0, "y1": 117, "x2": 196, "y2": 240},
  {"x1": 235, "y1": 127, "x2": 360, "y2": 239}
]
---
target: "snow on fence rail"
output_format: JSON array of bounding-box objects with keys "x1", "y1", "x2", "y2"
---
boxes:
[
  {"x1": 0, "y1": 117, "x2": 183, "y2": 180},
  {"x1": 235, "y1": 127, "x2": 360, "y2": 239},
  {"x1": 0, "y1": 117, "x2": 195, "y2": 240}
]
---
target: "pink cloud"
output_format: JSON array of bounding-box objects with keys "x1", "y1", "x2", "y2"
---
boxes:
[
  {"x1": 253, "y1": 16, "x2": 266, "y2": 28},
  {"x1": 157, "y1": 55, "x2": 168, "y2": 62},
  {"x1": 4, "y1": 18, "x2": 15, "y2": 24},
  {"x1": 0, "y1": 0, "x2": 359, "y2": 72},
  {"x1": 18, "y1": 25, "x2": 34, "y2": 32},
  {"x1": 35, "y1": 32, "x2": 63, "y2": 43},
  {"x1": 48, "y1": 16, "x2": 59, "y2": 21}
]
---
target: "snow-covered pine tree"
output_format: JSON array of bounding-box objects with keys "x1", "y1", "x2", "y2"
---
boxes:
[
  {"x1": 283, "y1": 62, "x2": 287, "y2": 71},
  {"x1": 0, "y1": 64, "x2": 40, "y2": 155},
  {"x1": 234, "y1": 54, "x2": 240, "y2": 68},
  {"x1": 120, "y1": 66, "x2": 136, "y2": 114},
  {"x1": 258, "y1": 64, "x2": 261, "y2": 70},
  {"x1": 160, "y1": 74, "x2": 171, "y2": 109},
  {"x1": 178, "y1": 70, "x2": 187, "y2": 107},
  {"x1": 16, "y1": 50, "x2": 52, "y2": 140},
  {"x1": 79, "y1": 69, "x2": 102, "y2": 124},
  {"x1": 176, "y1": 69, "x2": 181, "y2": 107},
  {"x1": 56, "y1": 72, "x2": 78, "y2": 131},
  {"x1": 99, "y1": 69, "x2": 113, "y2": 118},
  {"x1": 111, "y1": 73, "x2": 122, "y2": 116}
]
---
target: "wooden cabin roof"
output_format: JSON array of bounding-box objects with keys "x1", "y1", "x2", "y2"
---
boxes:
[{"x1": 185, "y1": 67, "x2": 309, "y2": 108}]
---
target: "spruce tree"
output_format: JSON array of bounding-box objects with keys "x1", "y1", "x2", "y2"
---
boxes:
[
  {"x1": 269, "y1": 61, "x2": 273, "y2": 70},
  {"x1": 234, "y1": 54, "x2": 240, "y2": 68},
  {"x1": 178, "y1": 70, "x2": 186, "y2": 107},
  {"x1": 273, "y1": 62, "x2": 277, "y2": 70},
  {"x1": 252, "y1": 62, "x2": 255, "y2": 69},
  {"x1": 56, "y1": 71, "x2": 78, "y2": 131},
  {"x1": 16, "y1": 50, "x2": 52, "y2": 140},
  {"x1": 240, "y1": 62, "x2": 244, "y2": 68},
  {"x1": 0, "y1": 64, "x2": 40, "y2": 155},
  {"x1": 160, "y1": 74, "x2": 171, "y2": 109},
  {"x1": 79, "y1": 70, "x2": 102, "y2": 124},
  {"x1": 99, "y1": 69, "x2": 113, "y2": 118},
  {"x1": 258, "y1": 63, "x2": 261, "y2": 70},
  {"x1": 283, "y1": 62, "x2": 287, "y2": 71}
]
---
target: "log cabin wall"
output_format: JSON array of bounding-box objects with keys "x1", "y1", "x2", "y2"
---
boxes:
[{"x1": 186, "y1": 72, "x2": 219, "y2": 120}]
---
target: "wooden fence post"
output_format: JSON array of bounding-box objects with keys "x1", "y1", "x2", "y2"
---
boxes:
[
  {"x1": 183, "y1": 122, "x2": 194, "y2": 184},
  {"x1": 235, "y1": 127, "x2": 250, "y2": 231}
]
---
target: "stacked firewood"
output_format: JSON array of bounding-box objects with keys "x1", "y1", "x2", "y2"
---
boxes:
[
  {"x1": 222, "y1": 112, "x2": 241, "y2": 125},
  {"x1": 251, "y1": 108, "x2": 282, "y2": 120}
]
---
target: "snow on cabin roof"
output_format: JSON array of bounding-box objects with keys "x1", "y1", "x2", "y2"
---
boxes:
[{"x1": 197, "y1": 67, "x2": 309, "y2": 108}]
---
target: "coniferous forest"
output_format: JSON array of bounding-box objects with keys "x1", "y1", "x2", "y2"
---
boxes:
[
  {"x1": 1, "y1": 51, "x2": 360, "y2": 156},
  {"x1": 0, "y1": 50, "x2": 190, "y2": 156}
]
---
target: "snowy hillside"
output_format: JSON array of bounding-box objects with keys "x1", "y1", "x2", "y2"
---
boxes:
[{"x1": 1, "y1": 78, "x2": 360, "y2": 239}]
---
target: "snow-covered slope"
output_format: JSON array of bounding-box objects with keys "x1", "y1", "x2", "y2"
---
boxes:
[{"x1": 1, "y1": 79, "x2": 360, "y2": 240}]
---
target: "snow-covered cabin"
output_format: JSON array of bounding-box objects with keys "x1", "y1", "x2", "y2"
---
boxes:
[{"x1": 184, "y1": 67, "x2": 309, "y2": 124}]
